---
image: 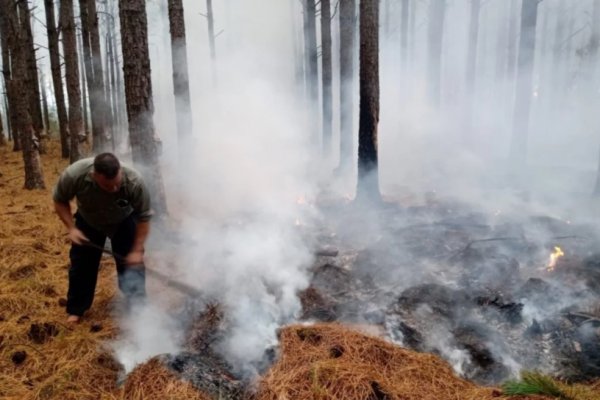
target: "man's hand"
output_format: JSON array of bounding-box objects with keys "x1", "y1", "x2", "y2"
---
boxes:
[
  {"x1": 125, "y1": 249, "x2": 144, "y2": 266},
  {"x1": 68, "y1": 227, "x2": 89, "y2": 245}
]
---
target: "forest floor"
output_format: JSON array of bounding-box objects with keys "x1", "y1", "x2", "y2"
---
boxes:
[{"x1": 0, "y1": 140, "x2": 598, "y2": 400}]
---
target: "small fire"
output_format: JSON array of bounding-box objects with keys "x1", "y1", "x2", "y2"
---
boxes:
[{"x1": 547, "y1": 246, "x2": 565, "y2": 272}]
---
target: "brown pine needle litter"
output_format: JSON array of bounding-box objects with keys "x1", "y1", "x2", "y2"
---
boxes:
[
  {"x1": 1, "y1": 142, "x2": 599, "y2": 399},
  {"x1": 254, "y1": 323, "x2": 557, "y2": 400}
]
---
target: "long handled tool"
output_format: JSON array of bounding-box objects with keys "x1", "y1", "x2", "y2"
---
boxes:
[{"x1": 82, "y1": 241, "x2": 203, "y2": 297}]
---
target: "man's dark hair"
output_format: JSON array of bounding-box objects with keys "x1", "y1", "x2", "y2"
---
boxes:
[{"x1": 93, "y1": 153, "x2": 121, "y2": 179}]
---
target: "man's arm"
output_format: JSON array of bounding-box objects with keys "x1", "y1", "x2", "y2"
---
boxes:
[
  {"x1": 125, "y1": 221, "x2": 149, "y2": 265},
  {"x1": 54, "y1": 201, "x2": 88, "y2": 244}
]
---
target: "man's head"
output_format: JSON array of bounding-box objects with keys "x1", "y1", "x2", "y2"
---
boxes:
[{"x1": 92, "y1": 153, "x2": 122, "y2": 193}]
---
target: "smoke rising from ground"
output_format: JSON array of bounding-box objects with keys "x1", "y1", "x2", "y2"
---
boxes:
[{"x1": 111, "y1": 0, "x2": 600, "y2": 381}]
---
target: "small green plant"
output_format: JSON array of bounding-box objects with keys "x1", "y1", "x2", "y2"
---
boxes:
[{"x1": 502, "y1": 371, "x2": 573, "y2": 399}]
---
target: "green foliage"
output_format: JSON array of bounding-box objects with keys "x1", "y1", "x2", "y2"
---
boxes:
[{"x1": 502, "y1": 371, "x2": 573, "y2": 399}]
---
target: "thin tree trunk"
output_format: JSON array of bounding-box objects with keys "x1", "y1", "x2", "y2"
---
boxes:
[
  {"x1": 427, "y1": 0, "x2": 445, "y2": 107},
  {"x1": 40, "y1": 72, "x2": 50, "y2": 134},
  {"x1": 18, "y1": 1, "x2": 44, "y2": 138},
  {"x1": 0, "y1": 105, "x2": 5, "y2": 146},
  {"x1": 409, "y1": 0, "x2": 416, "y2": 67},
  {"x1": 495, "y1": 0, "x2": 509, "y2": 83},
  {"x1": 108, "y1": 27, "x2": 119, "y2": 143},
  {"x1": 506, "y1": 0, "x2": 520, "y2": 86},
  {"x1": 60, "y1": 0, "x2": 83, "y2": 162},
  {"x1": 0, "y1": 0, "x2": 45, "y2": 189},
  {"x1": 303, "y1": 0, "x2": 319, "y2": 144},
  {"x1": 79, "y1": 0, "x2": 108, "y2": 152},
  {"x1": 339, "y1": 0, "x2": 356, "y2": 173},
  {"x1": 3, "y1": 92, "x2": 12, "y2": 142},
  {"x1": 77, "y1": 32, "x2": 90, "y2": 139},
  {"x1": 44, "y1": 0, "x2": 69, "y2": 158},
  {"x1": 119, "y1": 0, "x2": 167, "y2": 214},
  {"x1": 321, "y1": 0, "x2": 332, "y2": 158},
  {"x1": 0, "y1": 11, "x2": 20, "y2": 151},
  {"x1": 509, "y1": 0, "x2": 539, "y2": 166},
  {"x1": 167, "y1": 0, "x2": 193, "y2": 151},
  {"x1": 206, "y1": 0, "x2": 216, "y2": 83},
  {"x1": 356, "y1": 0, "x2": 380, "y2": 201}
]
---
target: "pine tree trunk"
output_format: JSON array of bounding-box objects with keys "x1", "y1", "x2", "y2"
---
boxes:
[
  {"x1": 509, "y1": 0, "x2": 539, "y2": 166},
  {"x1": 40, "y1": 73, "x2": 50, "y2": 134},
  {"x1": 206, "y1": 0, "x2": 216, "y2": 82},
  {"x1": 18, "y1": 1, "x2": 44, "y2": 139},
  {"x1": 119, "y1": 0, "x2": 167, "y2": 214},
  {"x1": 77, "y1": 32, "x2": 90, "y2": 140},
  {"x1": 107, "y1": 25, "x2": 120, "y2": 144},
  {"x1": 356, "y1": 0, "x2": 380, "y2": 201},
  {"x1": 79, "y1": 0, "x2": 108, "y2": 152},
  {"x1": 0, "y1": 106, "x2": 5, "y2": 146},
  {"x1": 44, "y1": 0, "x2": 69, "y2": 158},
  {"x1": 60, "y1": 0, "x2": 83, "y2": 163},
  {"x1": 3, "y1": 94, "x2": 12, "y2": 142},
  {"x1": 506, "y1": 0, "x2": 519, "y2": 86},
  {"x1": 321, "y1": 0, "x2": 333, "y2": 158},
  {"x1": 339, "y1": 0, "x2": 356, "y2": 172},
  {"x1": 167, "y1": 0, "x2": 193, "y2": 150},
  {"x1": 0, "y1": 12, "x2": 20, "y2": 151},
  {"x1": 427, "y1": 0, "x2": 445, "y2": 107},
  {"x1": 303, "y1": 0, "x2": 318, "y2": 144},
  {"x1": 0, "y1": 0, "x2": 45, "y2": 189}
]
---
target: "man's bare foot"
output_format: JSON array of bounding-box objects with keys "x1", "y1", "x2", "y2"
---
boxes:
[{"x1": 67, "y1": 315, "x2": 81, "y2": 324}]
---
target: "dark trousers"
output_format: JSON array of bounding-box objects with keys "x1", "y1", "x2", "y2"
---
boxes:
[{"x1": 67, "y1": 212, "x2": 146, "y2": 316}]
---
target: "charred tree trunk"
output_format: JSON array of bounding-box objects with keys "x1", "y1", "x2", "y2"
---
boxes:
[
  {"x1": 427, "y1": 0, "x2": 445, "y2": 107},
  {"x1": 167, "y1": 0, "x2": 193, "y2": 150},
  {"x1": 356, "y1": 0, "x2": 380, "y2": 202},
  {"x1": 60, "y1": 0, "x2": 83, "y2": 162},
  {"x1": 303, "y1": 0, "x2": 318, "y2": 144},
  {"x1": 321, "y1": 0, "x2": 332, "y2": 158},
  {"x1": 509, "y1": 0, "x2": 540, "y2": 166},
  {"x1": 119, "y1": 0, "x2": 167, "y2": 214},
  {"x1": 44, "y1": 0, "x2": 69, "y2": 158},
  {"x1": 79, "y1": 0, "x2": 108, "y2": 152},
  {"x1": 338, "y1": 0, "x2": 356, "y2": 172},
  {"x1": 19, "y1": 1, "x2": 44, "y2": 139},
  {"x1": 0, "y1": 0, "x2": 45, "y2": 189},
  {"x1": 0, "y1": 11, "x2": 20, "y2": 151}
]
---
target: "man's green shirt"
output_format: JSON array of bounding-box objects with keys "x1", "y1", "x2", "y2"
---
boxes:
[{"x1": 53, "y1": 158, "x2": 152, "y2": 236}]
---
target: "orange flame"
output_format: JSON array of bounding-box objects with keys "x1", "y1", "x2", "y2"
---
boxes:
[{"x1": 547, "y1": 246, "x2": 564, "y2": 272}]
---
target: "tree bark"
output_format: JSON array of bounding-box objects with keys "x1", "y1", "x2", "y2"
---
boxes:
[
  {"x1": 321, "y1": 0, "x2": 332, "y2": 158},
  {"x1": 40, "y1": 72, "x2": 50, "y2": 134},
  {"x1": 0, "y1": 11, "x2": 20, "y2": 151},
  {"x1": 0, "y1": 0, "x2": 45, "y2": 189},
  {"x1": 206, "y1": 0, "x2": 216, "y2": 82},
  {"x1": 509, "y1": 0, "x2": 539, "y2": 166},
  {"x1": 44, "y1": 0, "x2": 69, "y2": 158},
  {"x1": 18, "y1": 1, "x2": 44, "y2": 138},
  {"x1": 339, "y1": 0, "x2": 356, "y2": 172},
  {"x1": 356, "y1": 0, "x2": 380, "y2": 201},
  {"x1": 303, "y1": 0, "x2": 319, "y2": 145},
  {"x1": 60, "y1": 0, "x2": 83, "y2": 162},
  {"x1": 79, "y1": 0, "x2": 108, "y2": 152},
  {"x1": 506, "y1": 0, "x2": 519, "y2": 86},
  {"x1": 119, "y1": 0, "x2": 167, "y2": 214},
  {"x1": 77, "y1": 32, "x2": 91, "y2": 139},
  {"x1": 167, "y1": 0, "x2": 193, "y2": 151},
  {"x1": 0, "y1": 105, "x2": 5, "y2": 146},
  {"x1": 427, "y1": 0, "x2": 445, "y2": 107}
]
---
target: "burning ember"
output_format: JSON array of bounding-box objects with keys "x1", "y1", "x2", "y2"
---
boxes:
[{"x1": 546, "y1": 246, "x2": 564, "y2": 272}]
